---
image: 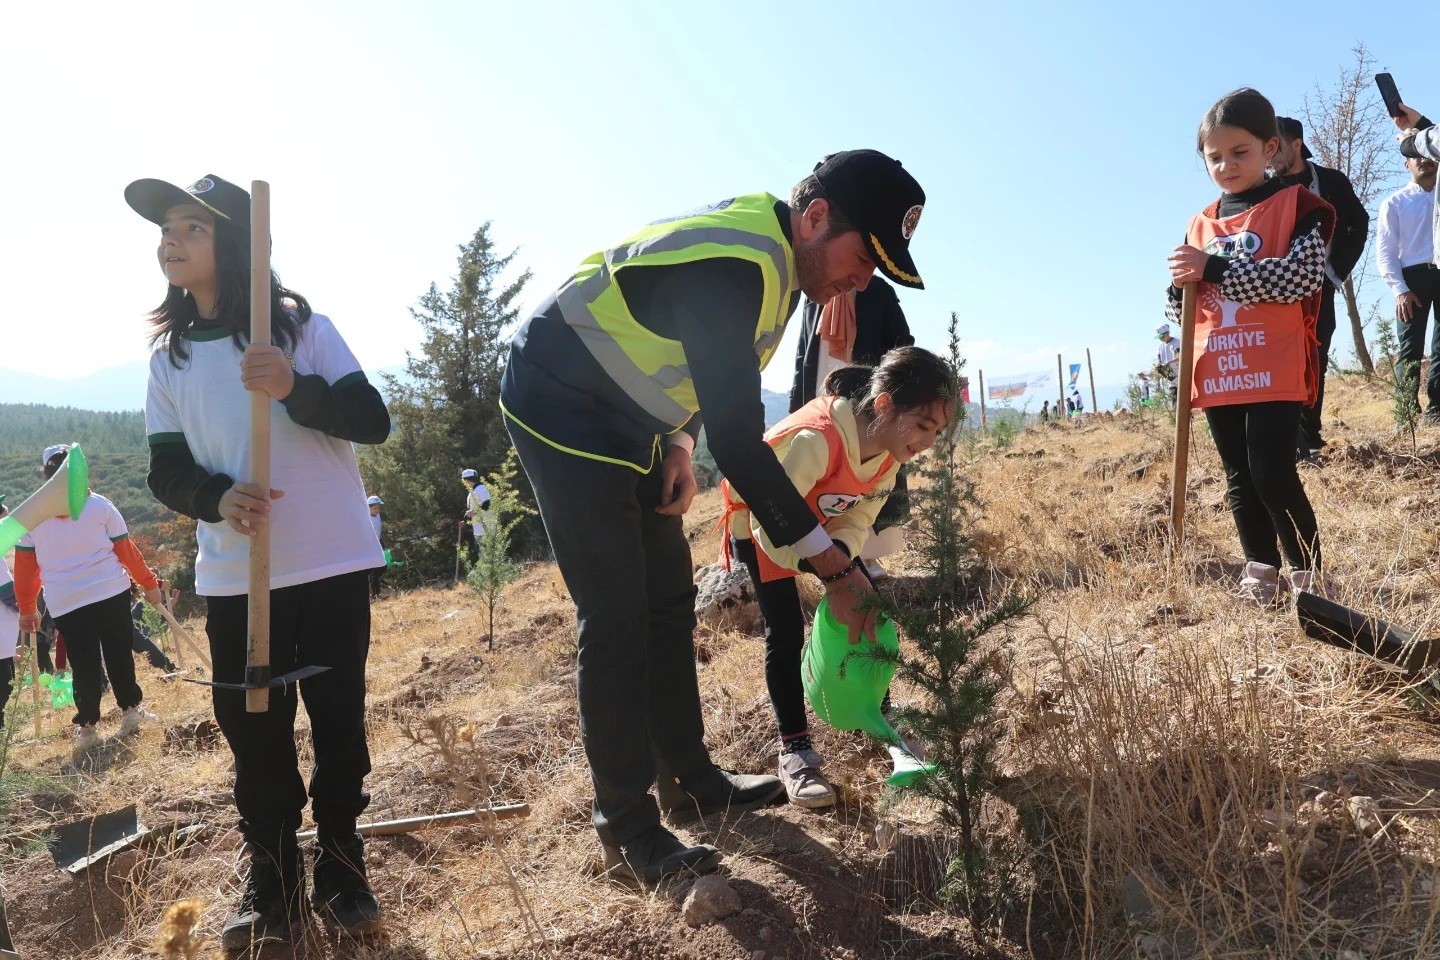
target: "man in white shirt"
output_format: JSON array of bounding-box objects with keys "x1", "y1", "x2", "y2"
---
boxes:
[
  {"x1": 1377, "y1": 154, "x2": 1440, "y2": 422},
  {"x1": 1155, "y1": 324, "x2": 1180, "y2": 398},
  {"x1": 460, "y1": 469, "x2": 490, "y2": 562}
]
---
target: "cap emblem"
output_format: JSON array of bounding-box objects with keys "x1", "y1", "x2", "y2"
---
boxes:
[
  {"x1": 901, "y1": 204, "x2": 923, "y2": 240},
  {"x1": 188, "y1": 177, "x2": 216, "y2": 195}
]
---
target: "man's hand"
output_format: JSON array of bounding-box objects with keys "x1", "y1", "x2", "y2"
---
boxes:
[
  {"x1": 143, "y1": 586, "x2": 164, "y2": 609},
  {"x1": 655, "y1": 445, "x2": 698, "y2": 516},
  {"x1": 812, "y1": 544, "x2": 876, "y2": 644},
  {"x1": 1394, "y1": 103, "x2": 1422, "y2": 133},
  {"x1": 1168, "y1": 245, "x2": 1209, "y2": 285},
  {"x1": 18, "y1": 613, "x2": 39, "y2": 634},
  {"x1": 240, "y1": 344, "x2": 296, "y2": 401},
  {"x1": 1398, "y1": 291, "x2": 1422, "y2": 322},
  {"x1": 218, "y1": 482, "x2": 285, "y2": 537}
]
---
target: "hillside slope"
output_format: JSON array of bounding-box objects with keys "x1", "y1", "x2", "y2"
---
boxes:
[{"x1": 2, "y1": 373, "x2": 1439, "y2": 959}]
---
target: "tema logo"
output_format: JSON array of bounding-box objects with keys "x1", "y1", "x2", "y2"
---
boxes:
[
  {"x1": 1203, "y1": 231, "x2": 1261, "y2": 258},
  {"x1": 817, "y1": 493, "x2": 862, "y2": 517}
]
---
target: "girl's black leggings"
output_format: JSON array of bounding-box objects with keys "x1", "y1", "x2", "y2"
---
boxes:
[{"x1": 1204, "y1": 401, "x2": 1322, "y2": 571}]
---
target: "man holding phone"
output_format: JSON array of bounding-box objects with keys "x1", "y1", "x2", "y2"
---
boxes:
[
  {"x1": 1271, "y1": 117, "x2": 1370, "y2": 456},
  {"x1": 1388, "y1": 97, "x2": 1440, "y2": 421}
]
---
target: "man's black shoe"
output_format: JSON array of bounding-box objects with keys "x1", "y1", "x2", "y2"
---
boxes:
[
  {"x1": 600, "y1": 825, "x2": 720, "y2": 888},
  {"x1": 311, "y1": 834, "x2": 382, "y2": 938},
  {"x1": 221, "y1": 838, "x2": 305, "y2": 951},
  {"x1": 659, "y1": 766, "x2": 785, "y2": 826}
]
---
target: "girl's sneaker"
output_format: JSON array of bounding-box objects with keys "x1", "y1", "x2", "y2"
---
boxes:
[
  {"x1": 778, "y1": 749, "x2": 836, "y2": 809},
  {"x1": 1290, "y1": 570, "x2": 1334, "y2": 600},
  {"x1": 1236, "y1": 562, "x2": 1289, "y2": 607},
  {"x1": 119, "y1": 705, "x2": 158, "y2": 737},
  {"x1": 73, "y1": 724, "x2": 100, "y2": 759}
]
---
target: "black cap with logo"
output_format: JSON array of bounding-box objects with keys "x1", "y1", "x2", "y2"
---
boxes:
[
  {"x1": 124, "y1": 174, "x2": 251, "y2": 227},
  {"x1": 1275, "y1": 117, "x2": 1314, "y2": 160},
  {"x1": 812, "y1": 149, "x2": 927, "y2": 289}
]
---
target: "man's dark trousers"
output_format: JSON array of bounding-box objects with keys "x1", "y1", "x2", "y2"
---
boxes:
[
  {"x1": 1299, "y1": 283, "x2": 1337, "y2": 452},
  {"x1": 507, "y1": 422, "x2": 713, "y2": 847},
  {"x1": 1396, "y1": 263, "x2": 1440, "y2": 416}
]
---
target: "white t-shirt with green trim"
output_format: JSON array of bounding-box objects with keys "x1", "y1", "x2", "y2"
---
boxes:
[
  {"x1": 16, "y1": 493, "x2": 133, "y2": 616},
  {"x1": 0, "y1": 558, "x2": 18, "y2": 658},
  {"x1": 145, "y1": 313, "x2": 383, "y2": 597}
]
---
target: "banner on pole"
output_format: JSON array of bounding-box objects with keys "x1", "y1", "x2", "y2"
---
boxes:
[
  {"x1": 958, "y1": 376, "x2": 971, "y2": 405},
  {"x1": 986, "y1": 370, "x2": 1055, "y2": 402},
  {"x1": 1068, "y1": 363, "x2": 1082, "y2": 388}
]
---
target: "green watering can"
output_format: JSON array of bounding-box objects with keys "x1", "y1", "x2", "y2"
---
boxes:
[
  {"x1": 802, "y1": 598, "x2": 938, "y2": 788},
  {"x1": 383, "y1": 548, "x2": 403, "y2": 569},
  {"x1": 0, "y1": 444, "x2": 89, "y2": 554}
]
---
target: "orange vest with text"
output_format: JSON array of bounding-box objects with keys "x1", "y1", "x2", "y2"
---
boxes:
[
  {"x1": 719, "y1": 396, "x2": 894, "y2": 583},
  {"x1": 1185, "y1": 184, "x2": 1326, "y2": 410}
]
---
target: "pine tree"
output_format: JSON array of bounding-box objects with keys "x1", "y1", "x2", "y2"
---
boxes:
[
  {"x1": 359, "y1": 223, "x2": 535, "y2": 583},
  {"x1": 865, "y1": 312, "x2": 1031, "y2": 925}
]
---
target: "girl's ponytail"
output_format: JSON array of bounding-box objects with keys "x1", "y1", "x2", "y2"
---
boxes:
[{"x1": 822, "y1": 365, "x2": 875, "y2": 404}]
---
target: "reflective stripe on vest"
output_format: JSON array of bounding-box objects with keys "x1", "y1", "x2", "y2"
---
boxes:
[{"x1": 557, "y1": 194, "x2": 797, "y2": 429}]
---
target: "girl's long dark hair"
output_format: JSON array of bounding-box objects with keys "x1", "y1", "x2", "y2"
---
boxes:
[
  {"x1": 148, "y1": 213, "x2": 311, "y2": 368},
  {"x1": 822, "y1": 346, "x2": 958, "y2": 420}
]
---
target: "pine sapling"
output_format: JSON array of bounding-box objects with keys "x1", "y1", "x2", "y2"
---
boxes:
[
  {"x1": 861, "y1": 312, "x2": 1032, "y2": 925},
  {"x1": 463, "y1": 448, "x2": 535, "y2": 650}
]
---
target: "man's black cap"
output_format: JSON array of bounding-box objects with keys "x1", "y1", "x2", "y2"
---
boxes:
[
  {"x1": 812, "y1": 150, "x2": 926, "y2": 289},
  {"x1": 1276, "y1": 117, "x2": 1314, "y2": 160},
  {"x1": 124, "y1": 174, "x2": 250, "y2": 226}
]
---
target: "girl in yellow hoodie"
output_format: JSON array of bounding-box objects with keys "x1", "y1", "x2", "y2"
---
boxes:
[{"x1": 721, "y1": 346, "x2": 955, "y2": 807}]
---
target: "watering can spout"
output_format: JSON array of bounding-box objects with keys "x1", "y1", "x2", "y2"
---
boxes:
[{"x1": 802, "y1": 599, "x2": 938, "y2": 788}]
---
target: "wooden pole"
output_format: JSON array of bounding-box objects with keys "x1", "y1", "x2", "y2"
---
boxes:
[
  {"x1": 161, "y1": 590, "x2": 183, "y2": 671},
  {"x1": 247, "y1": 182, "x2": 272, "y2": 713},
  {"x1": 1057, "y1": 354, "x2": 1065, "y2": 420},
  {"x1": 1086, "y1": 347, "x2": 1098, "y2": 415},
  {"x1": 27, "y1": 635, "x2": 40, "y2": 738},
  {"x1": 296, "y1": 804, "x2": 530, "y2": 840},
  {"x1": 153, "y1": 603, "x2": 213, "y2": 672},
  {"x1": 1171, "y1": 285, "x2": 1199, "y2": 549},
  {"x1": 978, "y1": 371, "x2": 987, "y2": 430}
]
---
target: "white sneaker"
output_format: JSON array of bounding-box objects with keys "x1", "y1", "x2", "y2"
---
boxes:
[
  {"x1": 119, "y1": 705, "x2": 158, "y2": 737},
  {"x1": 778, "y1": 750, "x2": 836, "y2": 809},
  {"x1": 1236, "y1": 562, "x2": 1288, "y2": 607},
  {"x1": 1290, "y1": 570, "x2": 1334, "y2": 600},
  {"x1": 73, "y1": 724, "x2": 100, "y2": 759}
]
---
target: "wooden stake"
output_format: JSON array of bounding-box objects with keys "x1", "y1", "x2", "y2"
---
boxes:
[
  {"x1": 296, "y1": 804, "x2": 530, "y2": 840},
  {"x1": 247, "y1": 181, "x2": 272, "y2": 713},
  {"x1": 1086, "y1": 347, "x2": 1098, "y2": 414},
  {"x1": 27, "y1": 634, "x2": 40, "y2": 739},
  {"x1": 1171, "y1": 284, "x2": 1198, "y2": 549},
  {"x1": 1056, "y1": 353, "x2": 1064, "y2": 420},
  {"x1": 152, "y1": 603, "x2": 213, "y2": 672},
  {"x1": 161, "y1": 590, "x2": 183, "y2": 671},
  {"x1": 977, "y1": 371, "x2": 987, "y2": 430}
]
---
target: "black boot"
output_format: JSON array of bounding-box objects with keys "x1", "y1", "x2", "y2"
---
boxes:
[
  {"x1": 220, "y1": 834, "x2": 305, "y2": 951},
  {"x1": 311, "y1": 833, "x2": 382, "y2": 938},
  {"x1": 658, "y1": 764, "x2": 785, "y2": 826},
  {"x1": 600, "y1": 825, "x2": 721, "y2": 888}
]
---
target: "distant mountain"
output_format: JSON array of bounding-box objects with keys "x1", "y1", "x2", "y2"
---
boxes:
[{"x1": 0, "y1": 361, "x2": 151, "y2": 412}]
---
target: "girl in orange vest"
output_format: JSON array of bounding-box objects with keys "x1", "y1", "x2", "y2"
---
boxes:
[
  {"x1": 1166, "y1": 88, "x2": 1336, "y2": 604},
  {"x1": 722, "y1": 346, "x2": 956, "y2": 808}
]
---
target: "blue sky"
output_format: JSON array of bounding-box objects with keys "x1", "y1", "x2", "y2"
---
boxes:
[{"x1": 2, "y1": 1, "x2": 1430, "y2": 402}]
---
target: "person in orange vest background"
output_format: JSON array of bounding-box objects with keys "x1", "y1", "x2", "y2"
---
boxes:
[
  {"x1": 1165, "y1": 88, "x2": 1335, "y2": 605},
  {"x1": 722, "y1": 347, "x2": 955, "y2": 809}
]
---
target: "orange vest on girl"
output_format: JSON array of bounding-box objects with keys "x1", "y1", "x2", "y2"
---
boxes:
[
  {"x1": 719, "y1": 396, "x2": 895, "y2": 583},
  {"x1": 1185, "y1": 184, "x2": 1328, "y2": 409}
]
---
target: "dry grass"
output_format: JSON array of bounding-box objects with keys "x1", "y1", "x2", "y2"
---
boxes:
[{"x1": 1, "y1": 373, "x2": 1438, "y2": 959}]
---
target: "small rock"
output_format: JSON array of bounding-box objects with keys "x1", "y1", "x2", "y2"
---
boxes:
[
  {"x1": 874, "y1": 820, "x2": 899, "y2": 853},
  {"x1": 1421, "y1": 878, "x2": 1435, "y2": 896},
  {"x1": 1123, "y1": 871, "x2": 1154, "y2": 923},
  {"x1": 1345, "y1": 796, "x2": 1383, "y2": 837},
  {"x1": 1260, "y1": 808, "x2": 1296, "y2": 834},
  {"x1": 681, "y1": 874, "x2": 741, "y2": 927},
  {"x1": 1294, "y1": 877, "x2": 1310, "y2": 895},
  {"x1": 440, "y1": 609, "x2": 463, "y2": 622},
  {"x1": 693, "y1": 563, "x2": 760, "y2": 630},
  {"x1": 759, "y1": 926, "x2": 772, "y2": 943},
  {"x1": 1137, "y1": 932, "x2": 1173, "y2": 959}
]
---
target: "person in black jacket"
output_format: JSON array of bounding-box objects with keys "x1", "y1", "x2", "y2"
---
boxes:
[
  {"x1": 788, "y1": 277, "x2": 915, "y2": 564},
  {"x1": 1272, "y1": 117, "x2": 1370, "y2": 457}
]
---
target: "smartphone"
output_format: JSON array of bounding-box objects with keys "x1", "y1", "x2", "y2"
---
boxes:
[{"x1": 1376, "y1": 73, "x2": 1403, "y2": 119}]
